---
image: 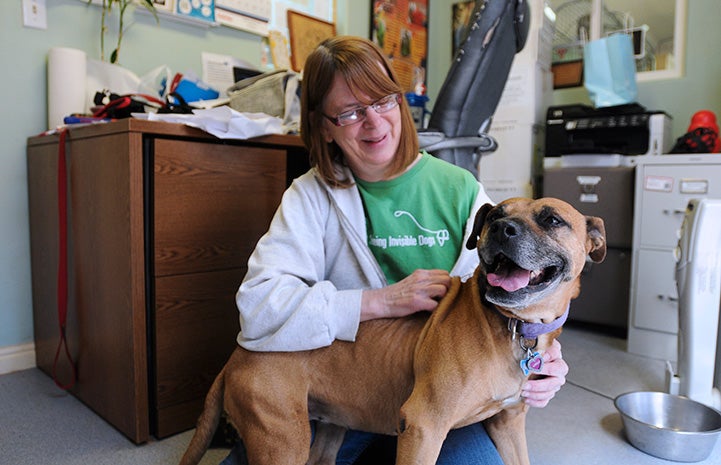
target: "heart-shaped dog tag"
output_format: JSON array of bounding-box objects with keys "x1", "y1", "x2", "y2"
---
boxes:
[{"x1": 520, "y1": 351, "x2": 543, "y2": 376}]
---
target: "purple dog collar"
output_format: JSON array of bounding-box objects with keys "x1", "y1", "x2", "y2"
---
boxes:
[
  {"x1": 506, "y1": 305, "x2": 570, "y2": 340},
  {"x1": 497, "y1": 305, "x2": 570, "y2": 376}
]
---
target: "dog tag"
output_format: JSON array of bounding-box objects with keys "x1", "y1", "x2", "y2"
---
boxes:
[{"x1": 520, "y1": 351, "x2": 544, "y2": 376}]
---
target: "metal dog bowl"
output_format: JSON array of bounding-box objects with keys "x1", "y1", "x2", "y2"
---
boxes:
[{"x1": 614, "y1": 391, "x2": 721, "y2": 462}]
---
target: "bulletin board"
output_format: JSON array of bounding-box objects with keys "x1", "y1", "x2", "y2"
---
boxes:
[
  {"x1": 370, "y1": 0, "x2": 429, "y2": 93},
  {"x1": 287, "y1": 10, "x2": 337, "y2": 72}
]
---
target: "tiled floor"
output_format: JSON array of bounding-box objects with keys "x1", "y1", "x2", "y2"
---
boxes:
[
  {"x1": 528, "y1": 325, "x2": 721, "y2": 464},
  {"x1": 1, "y1": 326, "x2": 719, "y2": 464}
]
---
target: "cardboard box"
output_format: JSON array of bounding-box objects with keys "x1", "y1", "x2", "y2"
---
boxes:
[
  {"x1": 492, "y1": 0, "x2": 555, "y2": 126},
  {"x1": 493, "y1": 63, "x2": 554, "y2": 125},
  {"x1": 480, "y1": 178, "x2": 534, "y2": 203},
  {"x1": 479, "y1": 122, "x2": 545, "y2": 201}
]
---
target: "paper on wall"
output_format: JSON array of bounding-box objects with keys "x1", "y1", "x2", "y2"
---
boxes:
[{"x1": 201, "y1": 51, "x2": 259, "y2": 95}]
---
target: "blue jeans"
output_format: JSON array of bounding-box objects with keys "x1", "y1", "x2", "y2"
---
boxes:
[{"x1": 220, "y1": 421, "x2": 503, "y2": 465}]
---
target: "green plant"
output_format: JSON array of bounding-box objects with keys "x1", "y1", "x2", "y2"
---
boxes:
[{"x1": 90, "y1": 0, "x2": 158, "y2": 64}]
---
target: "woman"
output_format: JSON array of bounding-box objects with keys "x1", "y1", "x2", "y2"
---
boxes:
[{"x1": 225, "y1": 36, "x2": 567, "y2": 465}]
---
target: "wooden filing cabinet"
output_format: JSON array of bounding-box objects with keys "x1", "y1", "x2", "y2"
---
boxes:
[{"x1": 27, "y1": 119, "x2": 308, "y2": 443}]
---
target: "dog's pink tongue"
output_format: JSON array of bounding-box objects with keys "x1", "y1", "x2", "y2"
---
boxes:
[{"x1": 487, "y1": 268, "x2": 531, "y2": 292}]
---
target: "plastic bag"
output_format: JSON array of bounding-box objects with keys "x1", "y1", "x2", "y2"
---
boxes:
[
  {"x1": 227, "y1": 70, "x2": 301, "y2": 133},
  {"x1": 583, "y1": 34, "x2": 638, "y2": 108},
  {"x1": 85, "y1": 59, "x2": 171, "y2": 113}
]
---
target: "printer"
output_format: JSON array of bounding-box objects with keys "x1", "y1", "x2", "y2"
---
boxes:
[{"x1": 545, "y1": 103, "x2": 673, "y2": 157}]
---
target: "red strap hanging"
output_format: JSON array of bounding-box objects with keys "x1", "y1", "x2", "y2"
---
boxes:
[{"x1": 52, "y1": 127, "x2": 77, "y2": 390}]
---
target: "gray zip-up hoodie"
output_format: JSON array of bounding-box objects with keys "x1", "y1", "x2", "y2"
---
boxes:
[{"x1": 236, "y1": 164, "x2": 494, "y2": 352}]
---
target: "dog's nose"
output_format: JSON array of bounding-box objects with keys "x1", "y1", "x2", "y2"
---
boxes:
[{"x1": 491, "y1": 219, "x2": 520, "y2": 242}]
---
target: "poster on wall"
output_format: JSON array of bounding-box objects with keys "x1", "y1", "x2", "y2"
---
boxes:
[
  {"x1": 370, "y1": 1, "x2": 428, "y2": 94},
  {"x1": 452, "y1": 1, "x2": 474, "y2": 56}
]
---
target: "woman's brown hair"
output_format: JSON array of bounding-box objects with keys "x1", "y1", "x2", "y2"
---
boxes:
[{"x1": 300, "y1": 36, "x2": 419, "y2": 188}]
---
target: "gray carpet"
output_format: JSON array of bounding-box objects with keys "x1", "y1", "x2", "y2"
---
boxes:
[
  {"x1": 1, "y1": 326, "x2": 720, "y2": 464},
  {"x1": 0, "y1": 368, "x2": 226, "y2": 464}
]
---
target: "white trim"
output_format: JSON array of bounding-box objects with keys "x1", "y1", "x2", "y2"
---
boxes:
[{"x1": 0, "y1": 343, "x2": 37, "y2": 375}]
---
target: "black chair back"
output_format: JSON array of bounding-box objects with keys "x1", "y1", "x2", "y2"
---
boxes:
[{"x1": 419, "y1": 0, "x2": 530, "y2": 177}]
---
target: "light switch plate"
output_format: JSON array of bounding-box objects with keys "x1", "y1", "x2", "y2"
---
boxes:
[{"x1": 23, "y1": 0, "x2": 47, "y2": 30}]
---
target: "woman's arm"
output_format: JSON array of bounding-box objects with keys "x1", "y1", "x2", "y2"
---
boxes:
[{"x1": 236, "y1": 174, "x2": 367, "y2": 352}]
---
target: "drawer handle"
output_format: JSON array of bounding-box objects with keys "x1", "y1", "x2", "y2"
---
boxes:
[
  {"x1": 657, "y1": 294, "x2": 678, "y2": 302},
  {"x1": 662, "y1": 209, "x2": 686, "y2": 215}
]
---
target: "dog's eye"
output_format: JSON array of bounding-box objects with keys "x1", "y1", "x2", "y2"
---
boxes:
[
  {"x1": 545, "y1": 216, "x2": 562, "y2": 226},
  {"x1": 537, "y1": 207, "x2": 567, "y2": 229}
]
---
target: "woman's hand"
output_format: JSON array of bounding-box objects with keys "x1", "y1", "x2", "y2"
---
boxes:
[
  {"x1": 521, "y1": 339, "x2": 568, "y2": 408},
  {"x1": 361, "y1": 269, "x2": 451, "y2": 321}
]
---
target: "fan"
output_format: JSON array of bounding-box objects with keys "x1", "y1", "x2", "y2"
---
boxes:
[{"x1": 551, "y1": 0, "x2": 654, "y2": 70}]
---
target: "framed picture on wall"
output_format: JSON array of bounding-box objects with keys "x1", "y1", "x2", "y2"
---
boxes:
[
  {"x1": 370, "y1": 0, "x2": 429, "y2": 94},
  {"x1": 452, "y1": 1, "x2": 474, "y2": 56},
  {"x1": 287, "y1": 10, "x2": 336, "y2": 72},
  {"x1": 551, "y1": 60, "x2": 584, "y2": 89}
]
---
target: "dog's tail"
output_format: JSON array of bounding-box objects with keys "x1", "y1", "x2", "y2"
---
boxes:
[{"x1": 178, "y1": 368, "x2": 226, "y2": 465}]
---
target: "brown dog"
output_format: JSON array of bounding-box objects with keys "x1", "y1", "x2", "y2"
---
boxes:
[{"x1": 179, "y1": 197, "x2": 606, "y2": 465}]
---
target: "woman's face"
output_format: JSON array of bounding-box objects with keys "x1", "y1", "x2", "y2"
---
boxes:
[{"x1": 320, "y1": 73, "x2": 402, "y2": 182}]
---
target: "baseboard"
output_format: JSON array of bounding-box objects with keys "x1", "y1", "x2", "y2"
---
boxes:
[{"x1": 0, "y1": 343, "x2": 36, "y2": 376}]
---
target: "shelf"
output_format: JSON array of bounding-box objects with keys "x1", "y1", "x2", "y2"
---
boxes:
[
  {"x1": 81, "y1": 0, "x2": 219, "y2": 29},
  {"x1": 138, "y1": 7, "x2": 219, "y2": 29}
]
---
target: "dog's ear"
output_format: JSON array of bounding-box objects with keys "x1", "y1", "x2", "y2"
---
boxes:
[
  {"x1": 586, "y1": 216, "x2": 607, "y2": 263},
  {"x1": 466, "y1": 203, "x2": 494, "y2": 250}
]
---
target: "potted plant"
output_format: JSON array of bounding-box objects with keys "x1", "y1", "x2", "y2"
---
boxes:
[{"x1": 90, "y1": 0, "x2": 158, "y2": 64}]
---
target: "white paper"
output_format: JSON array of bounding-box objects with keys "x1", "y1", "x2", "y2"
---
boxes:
[
  {"x1": 215, "y1": 0, "x2": 271, "y2": 21},
  {"x1": 215, "y1": 7, "x2": 269, "y2": 36},
  {"x1": 201, "y1": 52, "x2": 259, "y2": 95},
  {"x1": 143, "y1": 106, "x2": 285, "y2": 139}
]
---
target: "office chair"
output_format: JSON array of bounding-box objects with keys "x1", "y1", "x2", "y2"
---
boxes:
[{"x1": 418, "y1": 0, "x2": 530, "y2": 178}]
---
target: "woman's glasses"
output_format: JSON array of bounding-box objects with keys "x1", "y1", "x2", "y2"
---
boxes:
[{"x1": 323, "y1": 93, "x2": 401, "y2": 127}]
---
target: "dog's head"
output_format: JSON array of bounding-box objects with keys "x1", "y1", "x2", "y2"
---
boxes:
[{"x1": 466, "y1": 197, "x2": 606, "y2": 312}]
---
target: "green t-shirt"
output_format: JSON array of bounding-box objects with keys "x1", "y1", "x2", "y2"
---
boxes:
[{"x1": 355, "y1": 152, "x2": 480, "y2": 284}]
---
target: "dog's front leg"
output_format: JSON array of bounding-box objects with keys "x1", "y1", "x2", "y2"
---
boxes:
[
  {"x1": 395, "y1": 392, "x2": 449, "y2": 465},
  {"x1": 483, "y1": 405, "x2": 530, "y2": 465},
  {"x1": 306, "y1": 422, "x2": 346, "y2": 465}
]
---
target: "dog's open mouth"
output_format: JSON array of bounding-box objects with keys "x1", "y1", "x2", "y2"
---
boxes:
[{"x1": 485, "y1": 254, "x2": 560, "y2": 293}]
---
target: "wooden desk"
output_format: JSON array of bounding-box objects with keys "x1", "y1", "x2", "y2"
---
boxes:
[{"x1": 27, "y1": 119, "x2": 308, "y2": 443}]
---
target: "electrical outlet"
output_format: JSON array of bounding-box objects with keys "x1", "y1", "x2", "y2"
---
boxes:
[{"x1": 23, "y1": 0, "x2": 47, "y2": 30}]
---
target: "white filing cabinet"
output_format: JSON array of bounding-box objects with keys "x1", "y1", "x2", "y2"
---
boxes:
[{"x1": 628, "y1": 154, "x2": 721, "y2": 361}]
